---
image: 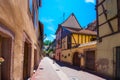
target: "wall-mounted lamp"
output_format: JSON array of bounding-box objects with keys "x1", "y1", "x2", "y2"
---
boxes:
[{"x1": 78, "y1": 54, "x2": 84, "y2": 58}]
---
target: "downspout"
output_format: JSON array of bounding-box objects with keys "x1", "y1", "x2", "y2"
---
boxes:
[{"x1": 96, "y1": 0, "x2": 99, "y2": 42}]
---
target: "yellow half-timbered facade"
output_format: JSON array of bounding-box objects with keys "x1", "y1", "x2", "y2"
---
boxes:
[{"x1": 71, "y1": 33, "x2": 96, "y2": 47}]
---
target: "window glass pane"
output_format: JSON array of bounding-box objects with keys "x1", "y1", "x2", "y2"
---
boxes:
[
  {"x1": 29, "y1": 0, "x2": 33, "y2": 13},
  {"x1": 34, "y1": 11, "x2": 36, "y2": 27},
  {"x1": 34, "y1": 10, "x2": 38, "y2": 28}
]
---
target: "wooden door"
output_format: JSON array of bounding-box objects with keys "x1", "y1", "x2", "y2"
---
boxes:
[
  {"x1": 73, "y1": 52, "x2": 80, "y2": 67},
  {"x1": 116, "y1": 47, "x2": 120, "y2": 80},
  {"x1": 34, "y1": 49, "x2": 37, "y2": 70},
  {"x1": 0, "y1": 37, "x2": 12, "y2": 80},
  {"x1": 23, "y1": 42, "x2": 31, "y2": 80},
  {"x1": 85, "y1": 51, "x2": 95, "y2": 71},
  {"x1": 1, "y1": 38, "x2": 11, "y2": 80}
]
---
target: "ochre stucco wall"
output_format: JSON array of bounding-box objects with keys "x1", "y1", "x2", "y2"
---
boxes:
[{"x1": 61, "y1": 43, "x2": 96, "y2": 67}]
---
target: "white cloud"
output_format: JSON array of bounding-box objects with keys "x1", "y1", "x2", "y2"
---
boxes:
[
  {"x1": 48, "y1": 27, "x2": 55, "y2": 32},
  {"x1": 50, "y1": 34, "x2": 56, "y2": 39},
  {"x1": 41, "y1": 18, "x2": 54, "y2": 23},
  {"x1": 41, "y1": 18, "x2": 56, "y2": 32},
  {"x1": 85, "y1": 0, "x2": 95, "y2": 4},
  {"x1": 44, "y1": 35, "x2": 55, "y2": 41}
]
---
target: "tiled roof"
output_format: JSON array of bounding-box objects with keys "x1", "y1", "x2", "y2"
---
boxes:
[
  {"x1": 86, "y1": 20, "x2": 96, "y2": 31},
  {"x1": 61, "y1": 13, "x2": 82, "y2": 29},
  {"x1": 66, "y1": 27, "x2": 97, "y2": 35}
]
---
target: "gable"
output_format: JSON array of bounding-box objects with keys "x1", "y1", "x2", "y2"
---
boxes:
[
  {"x1": 61, "y1": 13, "x2": 82, "y2": 29},
  {"x1": 61, "y1": 27, "x2": 71, "y2": 38}
]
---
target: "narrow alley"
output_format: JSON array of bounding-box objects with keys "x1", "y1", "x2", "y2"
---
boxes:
[
  {"x1": 31, "y1": 57, "x2": 106, "y2": 80},
  {"x1": 0, "y1": 0, "x2": 120, "y2": 80}
]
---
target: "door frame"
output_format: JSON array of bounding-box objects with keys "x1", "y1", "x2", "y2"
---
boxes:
[
  {"x1": 0, "y1": 24, "x2": 15, "y2": 80},
  {"x1": 34, "y1": 49, "x2": 38, "y2": 70},
  {"x1": 23, "y1": 32, "x2": 32, "y2": 80},
  {"x1": 84, "y1": 49, "x2": 96, "y2": 71},
  {"x1": 73, "y1": 52, "x2": 81, "y2": 67},
  {"x1": 115, "y1": 46, "x2": 120, "y2": 80}
]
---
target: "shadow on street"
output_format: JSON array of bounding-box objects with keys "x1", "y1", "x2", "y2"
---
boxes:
[{"x1": 53, "y1": 59, "x2": 112, "y2": 80}]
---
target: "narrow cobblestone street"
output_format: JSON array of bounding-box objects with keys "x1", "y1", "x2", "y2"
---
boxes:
[
  {"x1": 31, "y1": 57, "x2": 106, "y2": 80},
  {"x1": 31, "y1": 57, "x2": 69, "y2": 80},
  {"x1": 1, "y1": 0, "x2": 120, "y2": 80}
]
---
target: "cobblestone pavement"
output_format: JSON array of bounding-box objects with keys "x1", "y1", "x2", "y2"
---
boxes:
[
  {"x1": 59, "y1": 66, "x2": 105, "y2": 80},
  {"x1": 31, "y1": 57, "x2": 106, "y2": 80},
  {"x1": 31, "y1": 57, "x2": 69, "y2": 80}
]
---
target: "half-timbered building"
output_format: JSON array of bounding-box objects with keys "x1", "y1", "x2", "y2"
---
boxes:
[
  {"x1": 55, "y1": 13, "x2": 97, "y2": 70},
  {"x1": 61, "y1": 27, "x2": 97, "y2": 69},
  {"x1": 96, "y1": 0, "x2": 120, "y2": 79},
  {"x1": 55, "y1": 13, "x2": 82, "y2": 61}
]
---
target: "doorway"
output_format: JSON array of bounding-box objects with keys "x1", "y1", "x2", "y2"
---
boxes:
[
  {"x1": 85, "y1": 50, "x2": 95, "y2": 71},
  {"x1": 73, "y1": 52, "x2": 80, "y2": 67},
  {"x1": 23, "y1": 42, "x2": 31, "y2": 80},
  {"x1": 0, "y1": 36, "x2": 12, "y2": 80},
  {"x1": 34, "y1": 49, "x2": 38, "y2": 70},
  {"x1": 115, "y1": 47, "x2": 120, "y2": 80}
]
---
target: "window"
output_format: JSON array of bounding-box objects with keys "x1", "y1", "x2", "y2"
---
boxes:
[
  {"x1": 29, "y1": 0, "x2": 33, "y2": 13},
  {"x1": 91, "y1": 38, "x2": 96, "y2": 41},
  {"x1": 67, "y1": 35, "x2": 71, "y2": 49},
  {"x1": 33, "y1": 10, "x2": 37, "y2": 28},
  {"x1": 62, "y1": 39, "x2": 65, "y2": 49},
  {"x1": 37, "y1": 0, "x2": 41, "y2": 7}
]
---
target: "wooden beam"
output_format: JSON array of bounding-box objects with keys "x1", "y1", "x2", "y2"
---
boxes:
[
  {"x1": 98, "y1": 15, "x2": 117, "y2": 27},
  {"x1": 101, "y1": 4, "x2": 114, "y2": 33},
  {"x1": 98, "y1": 10, "x2": 107, "y2": 16},
  {"x1": 96, "y1": 0, "x2": 99, "y2": 41},
  {"x1": 99, "y1": 31, "x2": 120, "y2": 39},
  {"x1": 117, "y1": 0, "x2": 120, "y2": 31},
  {"x1": 78, "y1": 34, "x2": 79, "y2": 44},
  {"x1": 71, "y1": 34, "x2": 78, "y2": 47},
  {"x1": 67, "y1": 34, "x2": 71, "y2": 49},
  {"x1": 96, "y1": 0, "x2": 105, "y2": 7},
  {"x1": 81, "y1": 35, "x2": 83, "y2": 43}
]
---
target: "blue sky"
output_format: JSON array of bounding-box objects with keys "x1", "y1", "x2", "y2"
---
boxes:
[{"x1": 39, "y1": 0, "x2": 96, "y2": 41}]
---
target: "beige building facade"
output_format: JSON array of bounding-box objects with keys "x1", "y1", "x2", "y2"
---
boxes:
[
  {"x1": 96, "y1": 0, "x2": 120, "y2": 79},
  {"x1": 0, "y1": 0, "x2": 42, "y2": 80}
]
